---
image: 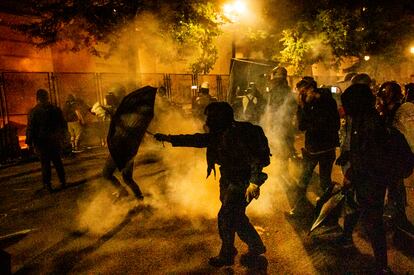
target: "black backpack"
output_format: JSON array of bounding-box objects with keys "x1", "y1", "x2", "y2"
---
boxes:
[{"x1": 242, "y1": 122, "x2": 271, "y2": 168}]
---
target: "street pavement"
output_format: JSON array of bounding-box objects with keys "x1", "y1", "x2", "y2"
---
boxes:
[{"x1": 0, "y1": 137, "x2": 413, "y2": 274}]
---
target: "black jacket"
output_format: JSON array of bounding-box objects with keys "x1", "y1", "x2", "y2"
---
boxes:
[
  {"x1": 297, "y1": 91, "x2": 340, "y2": 153},
  {"x1": 26, "y1": 102, "x2": 67, "y2": 147},
  {"x1": 167, "y1": 121, "x2": 270, "y2": 185}
]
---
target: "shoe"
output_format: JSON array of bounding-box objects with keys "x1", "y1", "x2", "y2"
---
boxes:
[
  {"x1": 246, "y1": 245, "x2": 266, "y2": 256},
  {"x1": 208, "y1": 256, "x2": 234, "y2": 267},
  {"x1": 240, "y1": 248, "x2": 266, "y2": 267},
  {"x1": 334, "y1": 235, "x2": 354, "y2": 248},
  {"x1": 135, "y1": 194, "x2": 144, "y2": 201},
  {"x1": 44, "y1": 184, "x2": 55, "y2": 193}
]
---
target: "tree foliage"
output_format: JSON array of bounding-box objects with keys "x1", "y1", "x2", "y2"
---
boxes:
[
  {"x1": 247, "y1": 0, "x2": 414, "y2": 75},
  {"x1": 15, "y1": 0, "x2": 224, "y2": 74}
]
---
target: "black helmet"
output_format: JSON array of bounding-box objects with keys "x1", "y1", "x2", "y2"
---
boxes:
[
  {"x1": 377, "y1": 81, "x2": 403, "y2": 103},
  {"x1": 204, "y1": 102, "x2": 234, "y2": 132},
  {"x1": 272, "y1": 66, "x2": 288, "y2": 78}
]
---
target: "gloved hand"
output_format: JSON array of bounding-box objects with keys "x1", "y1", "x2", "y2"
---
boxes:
[
  {"x1": 154, "y1": 133, "x2": 171, "y2": 142},
  {"x1": 245, "y1": 183, "x2": 260, "y2": 203},
  {"x1": 335, "y1": 151, "x2": 350, "y2": 166}
]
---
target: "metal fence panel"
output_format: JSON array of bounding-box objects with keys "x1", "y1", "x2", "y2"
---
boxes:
[
  {"x1": 54, "y1": 73, "x2": 99, "y2": 108},
  {"x1": 0, "y1": 71, "x2": 229, "y2": 160},
  {"x1": 2, "y1": 72, "x2": 50, "y2": 135},
  {"x1": 139, "y1": 73, "x2": 165, "y2": 88},
  {"x1": 168, "y1": 74, "x2": 193, "y2": 105}
]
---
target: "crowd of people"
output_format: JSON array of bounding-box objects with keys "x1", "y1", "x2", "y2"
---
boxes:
[{"x1": 24, "y1": 69, "x2": 414, "y2": 274}]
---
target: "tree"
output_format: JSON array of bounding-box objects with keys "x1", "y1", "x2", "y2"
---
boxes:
[
  {"x1": 243, "y1": 0, "x2": 414, "y2": 75},
  {"x1": 280, "y1": 0, "x2": 414, "y2": 75},
  {"x1": 14, "y1": 0, "x2": 224, "y2": 74}
]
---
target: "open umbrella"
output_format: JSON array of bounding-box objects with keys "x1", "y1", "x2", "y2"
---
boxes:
[
  {"x1": 107, "y1": 86, "x2": 157, "y2": 170},
  {"x1": 309, "y1": 190, "x2": 345, "y2": 233}
]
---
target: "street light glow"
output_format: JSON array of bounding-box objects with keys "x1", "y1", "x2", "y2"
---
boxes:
[
  {"x1": 233, "y1": 1, "x2": 247, "y2": 14},
  {"x1": 364, "y1": 55, "x2": 370, "y2": 61},
  {"x1": 223, "y1": 0, "x2": 247, "y2": 22},
  {"x1": 410, "y1": 47, "x2": 414, "y2": 54}
]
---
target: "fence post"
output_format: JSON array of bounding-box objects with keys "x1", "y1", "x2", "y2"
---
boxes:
[
  {"x1": 164, "y1": 74, "x2": 172, "y2": 100},
  {"x1": 48, "y1": 72, "x2": 57, "y2": 106},
  {"x1": 192, "y1": 74, "x2": 198, "y2": 98},
  {"x1": 216, "y1": 75, "x2": 222, "y2": 101},
  {"x1": 0, "y1": 72, "x2": 7, "y2": 127}
]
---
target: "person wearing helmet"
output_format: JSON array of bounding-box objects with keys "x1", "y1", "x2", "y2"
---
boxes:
[
  {"x1": 154, "y1": 102, "x2": 270, "y2": 268},
  {"x1": 62, "y1": 94, "x2": 85, "y2": 153},
  {"x1": 192, "y1": 82, "x2": 216, "y2": 119},
  {"x1": 377, "y1": 81, "x2": 414, "y2": 235},
  {"x1": 267, "y1": 66, "x2": 297, "y2": 169}
]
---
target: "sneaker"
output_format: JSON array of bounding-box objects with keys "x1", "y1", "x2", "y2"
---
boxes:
[
  {"x1": 208, "y1": 256, "x2": 234, "y2": 267},
  {"x1": 240, "y1": 248, "x2": 266, "y2": 268}
]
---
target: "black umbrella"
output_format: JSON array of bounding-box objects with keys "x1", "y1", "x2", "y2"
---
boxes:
[
  {"x1": 309, "y1": 190, "x2": 345, "y2": 233},
  {"x1": 107, "y1": 86, "x2": 157, "y2": 170}
]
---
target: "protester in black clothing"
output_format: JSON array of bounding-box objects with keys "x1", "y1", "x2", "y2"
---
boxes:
[
  {"x1": 26, "y1": 89, "x2": 67, "y2": 192},
  {"x1": 289, "y1": 77, "x2": 340, "y2": 217},
  {"x1": 154, "y1": 102, "x2": 270, "y2": 268},
  {"x1": 101, "y1": 86, "x2": 144, "y2": 200},
  {"x1": 377, "y1": 81, "x2": 414, "y2": 234},
  {"x1": 338, "y1": 83, "x2": 392, "y2": 274}
]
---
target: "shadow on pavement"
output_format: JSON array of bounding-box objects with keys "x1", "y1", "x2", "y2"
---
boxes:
[
  {"x1": 14, "y1": 204, "x2": 152, "y2": 274},
  {"x1": 280, "y1": 175, "x2": 379, "y2": 274}
]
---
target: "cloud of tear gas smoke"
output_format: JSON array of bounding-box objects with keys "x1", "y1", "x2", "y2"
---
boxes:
[
  {"x1": 246, "y1": 96, "x2": 302, "y2": 216},
  {"x1": 76, "y1": 92, "x2": 301, "y2": 235},
  {"x1": 141, "y1": 96, "x2": 222, "y2": 219},
  {"x1": 141, "y1": 94, "x2": 300, "y2": 220},
  {"x1": 77, "y1": 183, "x2": 137, "y2": 235}
]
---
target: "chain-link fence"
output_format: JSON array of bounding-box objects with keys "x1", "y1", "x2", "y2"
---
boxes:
[{"x1": 0, "y1": 71, "x2": 229, "y2": 163}]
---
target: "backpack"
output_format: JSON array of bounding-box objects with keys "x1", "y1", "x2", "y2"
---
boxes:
[
  {"x1": 242, "y1": 122, "x2": 271, "y2": 168},
  {"x1": 387, "y1": 127, "x2": 414, "y2": 179}
]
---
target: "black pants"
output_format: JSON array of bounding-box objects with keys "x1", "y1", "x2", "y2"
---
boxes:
[
  {"x1": 218, "y1": 177, "x2": 265, "y2": 258},
  {"x1": 294, "y1": 149, "x2": 336, "y2": 207},
  {"x1": 102, "y1": 155, "x2": 143, "y2": 198},
  {"x1": 36, "y1": 144, "x2": 65, "y2": 188},
  {"x1": 385, "y1": 178, "x2": 407, "y2": 222},
  {"x1": 343, "y1": 174, "x2": 387, "y2": 269}
]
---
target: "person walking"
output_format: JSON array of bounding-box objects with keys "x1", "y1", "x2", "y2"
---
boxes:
[
  {"x1": 101, "y1": 86, "x2": 144, "y2": 200},
  {"x1": 26, "y1": 89, "x2": 67, "y2": 192},
  {"x1": 154, "y1": 102, "x2": 270, "y2": 267},
  {"x1": 376, "y1": 81, "x2": 414, "y2": 234},
  {"x1": 289, "y1": 77, "x2": 340, "y2": 217},
  {"x1": 62, "y1": 94, "x2": 84, "y2": 152},
  {"x1": 267, "y1": 66, "x2": 297, "y2": 170},
  {"x1": 338, "y1": 83, "x2": 393, "y2": 274}
]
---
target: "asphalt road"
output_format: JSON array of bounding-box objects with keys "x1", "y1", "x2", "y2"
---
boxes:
[{"x1": 1, "y1": 137, "x2": 413, "y2": 274}]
